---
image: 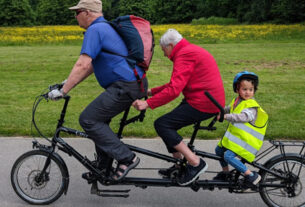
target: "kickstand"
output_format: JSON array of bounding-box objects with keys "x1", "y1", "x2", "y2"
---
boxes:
[{"x1": 91, "y1": 181, "x2": 130, "y2": 198}]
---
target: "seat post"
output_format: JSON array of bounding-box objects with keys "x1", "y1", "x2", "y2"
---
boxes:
[
  {"x1": 117, "y1": 107, "x2": 131, "y2": 139},
  {"x1": 189, "y1": 122, "x2": 201, "y2": 146}
]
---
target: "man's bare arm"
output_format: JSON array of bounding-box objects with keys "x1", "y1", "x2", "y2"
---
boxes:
[{"x1": 62, "y1": 54, "x2": 94, "y2": 94}]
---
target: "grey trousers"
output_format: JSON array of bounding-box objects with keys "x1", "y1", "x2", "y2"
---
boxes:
[{"x1": 79, "y1": 78, "x2": 148, "y2": 163}]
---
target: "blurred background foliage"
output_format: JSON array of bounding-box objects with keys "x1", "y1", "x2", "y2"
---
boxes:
[{"x1": 0, "y1": 0, "x2": 305, "y2": 26}]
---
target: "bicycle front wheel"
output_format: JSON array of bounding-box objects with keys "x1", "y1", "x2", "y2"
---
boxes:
[
  {"x1": 259, "y1": 155, "x2": 305, "y2": 207},
  {"x1": 11, "y1": 150, "x2": 68, "y2": 205}
]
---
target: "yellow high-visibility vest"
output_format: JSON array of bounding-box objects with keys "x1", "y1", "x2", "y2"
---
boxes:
[{"x1": 218, "y1": 98, "x2": 268, "y2": 162}]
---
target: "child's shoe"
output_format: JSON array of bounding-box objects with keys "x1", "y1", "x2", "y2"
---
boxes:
[
  {"x1": 245, "y1": 171, "x2": 261, "y2": 185},
  {"x1": 243, "y1": 171, "x2": 261, "y2": 191}
]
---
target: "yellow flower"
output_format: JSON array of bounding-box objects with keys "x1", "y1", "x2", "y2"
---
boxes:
[{"x1": 0, "y1": 24, "x2": 304, "y2": 45}]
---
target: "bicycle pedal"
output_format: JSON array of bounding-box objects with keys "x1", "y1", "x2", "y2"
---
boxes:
[
  {"x1": 82, "y1": 172, "x2": 96, "y2": 184},
  {"x1": 190, "y1": 183, "x2": 200, "y2": 192}
]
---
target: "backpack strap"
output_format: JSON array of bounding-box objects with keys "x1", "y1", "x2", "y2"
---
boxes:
[{"x1": 94, "y1": 20, "x2": 127, "y2": 58}]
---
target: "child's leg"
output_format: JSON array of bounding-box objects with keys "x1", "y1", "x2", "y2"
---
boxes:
[
  {"x1": 215, "y1": 146, "x2": 229, "y2": 171},
  {"x1": 223, "y1": 150, "x2": 247, "y2": 174},
  {"x1": 224, "y1": 150, "x2": 261, "y2": 186}
]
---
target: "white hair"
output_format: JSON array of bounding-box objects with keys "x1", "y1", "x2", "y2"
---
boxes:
[{"x1": 159, "y1": 29, "x2": 183, "y2": 47}]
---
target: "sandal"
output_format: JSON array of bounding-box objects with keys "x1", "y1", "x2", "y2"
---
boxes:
[{"x1": 112, "y1": 155, "x2": 140, "y2": 181}]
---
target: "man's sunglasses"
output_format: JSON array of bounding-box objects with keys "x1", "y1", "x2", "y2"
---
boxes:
[{"x1": 75, "y1": 10, "x2": 85, "y2": 16}]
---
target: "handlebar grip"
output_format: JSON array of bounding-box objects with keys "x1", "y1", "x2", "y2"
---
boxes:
[{"x1": 204, "y1": 91, "x2": 224, "y2": 122}]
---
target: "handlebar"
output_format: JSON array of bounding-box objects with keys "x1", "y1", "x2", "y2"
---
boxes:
[
  {"x1": 41, "y1": 82, "x2": 66, "y2": 99},
  {"x1": 204, "y1": 91, "x2": 224, "y2": 122}
]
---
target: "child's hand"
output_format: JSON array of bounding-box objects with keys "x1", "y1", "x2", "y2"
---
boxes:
[{"x1": 217, "y1": 113, "x2": 226, "y2": 120}]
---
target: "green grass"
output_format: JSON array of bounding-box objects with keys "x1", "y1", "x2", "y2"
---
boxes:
[{"x1": 0, "y1": 42, "x2": 305, "y2": 139}]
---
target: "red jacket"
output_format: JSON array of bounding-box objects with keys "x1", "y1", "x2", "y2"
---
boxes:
[{"x1": 147, "y1": 39, "x2": 225, "y2": 113}]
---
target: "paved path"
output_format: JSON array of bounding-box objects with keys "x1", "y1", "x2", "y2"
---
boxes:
[{"x1": 1, "y1": 137, "x2": 291, "y2": 207}]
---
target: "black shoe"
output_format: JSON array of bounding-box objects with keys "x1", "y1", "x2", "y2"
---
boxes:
[
  {"x1": 242, "y1": 172, "x2": 261, "y2": 192},
  {"x1": 213, "y1": 171, "x2": 230, "y2": 181},
  {"x1": 158, "y1": 165, "x2": 179, "y2": 178},
  {"x1": 93, "y1": 155, "x2": 111, "y2": 170},
  {"x1": 178, "y1": 159, "x2": 208, "y2": 186},
  {"x1": 82, "y1": 158, "x2": 113, "y2": 183}
]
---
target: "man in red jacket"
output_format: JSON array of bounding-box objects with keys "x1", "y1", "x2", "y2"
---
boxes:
[{"x1": 133, "y1": 29, "x2": 225, "y2": 185}]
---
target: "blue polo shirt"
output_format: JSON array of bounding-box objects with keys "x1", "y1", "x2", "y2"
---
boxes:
[{"x1": 80, "y1": 17, "x2": 144, "y2": 88}]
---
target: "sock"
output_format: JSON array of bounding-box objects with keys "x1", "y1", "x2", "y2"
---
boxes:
[{"x1": 249, "y1": 172, "x2": 254, "y2": 176}]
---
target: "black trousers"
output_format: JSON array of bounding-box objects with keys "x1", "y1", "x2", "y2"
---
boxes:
[
  {"x1": 79, "y1": 78, "x2": 148, "y2": 163},
  {"x1": 154, "y1": 99, "x2": 216, "y2": 153}
]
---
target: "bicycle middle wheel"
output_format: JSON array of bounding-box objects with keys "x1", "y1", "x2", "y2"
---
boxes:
[
  {"x1": 259, "y1": 155, "x2": 305, "y2": 207},
  {"x1": 11, "y1": 150, "x2": 68, "y2": 205}
]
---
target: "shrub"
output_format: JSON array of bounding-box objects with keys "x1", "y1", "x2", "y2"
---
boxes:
[{"x1": 191, "y1": 16, "x2": 239, "y2": 25}]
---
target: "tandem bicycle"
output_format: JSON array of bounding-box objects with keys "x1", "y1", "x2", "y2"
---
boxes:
[{"x1": 10, "y1": 83, "x2": 305, "y2": 207}]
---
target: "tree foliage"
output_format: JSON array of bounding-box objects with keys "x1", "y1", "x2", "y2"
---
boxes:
[
  {"x1": 0, "y1": 0, "x2": 304, "y2": 26},
  {"x1": 102, "y1": 0, "x2": 120, "y2": 20},
  {"x1": 0, "y1": 0, "x2": 35, "y2": 26},
  {"x1": 36, "y1": 0, "x2": 77, "y2": 25},
  {"x1": 116, "y1": 0, "x2": 155, "y2": 22},
  {"x1": 153, "y1": 0, "x2": 202, "y2": 24},
  {"x1": 270, "y1": 0, "x2": 305, "y2": 23}
]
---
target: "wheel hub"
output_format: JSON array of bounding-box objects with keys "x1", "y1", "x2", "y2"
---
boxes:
[
  {"x1": 281, "y1": 174, "x2": 302, "y2": 197},
  {"x1": 28, "y1": 170, "x2": 49, "y2": 189}
]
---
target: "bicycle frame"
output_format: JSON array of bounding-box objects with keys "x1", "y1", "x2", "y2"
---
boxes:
[{"x1": 34, "y1": 95, "x2": 305, "y2": 193}]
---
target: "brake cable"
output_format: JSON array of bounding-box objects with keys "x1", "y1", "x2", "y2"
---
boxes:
[{"x1": 31, "y1": 88, "x2": 52, "y2": 143}]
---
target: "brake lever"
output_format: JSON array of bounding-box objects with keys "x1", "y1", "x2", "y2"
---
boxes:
[{"x1": 48, "y1": 83, "x2": 63, "y2": 91}]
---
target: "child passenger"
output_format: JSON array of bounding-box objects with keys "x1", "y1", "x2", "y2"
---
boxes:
[{"x1": 214, "y1": 71, "x2": 268, "y2": 189}]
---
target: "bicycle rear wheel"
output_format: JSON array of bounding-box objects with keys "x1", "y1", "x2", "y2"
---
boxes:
[
  {"x1": 11, "y1": 150, "x2": 68, "y2": 205},
  {"x1": 259, "y1": 155, "x2": 305, "y2": 207}
]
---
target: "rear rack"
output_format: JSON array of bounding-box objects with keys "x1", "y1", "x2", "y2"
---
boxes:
[
  {"x1": 254, "y1": 140, "x2": 305, "y2": 163},
  {"x1": 269, "y1": 140, "x2": 305, "y2": 147}
]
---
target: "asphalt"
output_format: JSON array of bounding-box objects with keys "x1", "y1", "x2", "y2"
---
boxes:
[{"x1": 0, "y1": 137, "x2": 295, "y2": 207}]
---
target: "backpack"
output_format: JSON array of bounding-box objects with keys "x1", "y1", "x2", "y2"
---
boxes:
[{"x1": 101, "y1": 15, "x2": 155, "y2": 72}]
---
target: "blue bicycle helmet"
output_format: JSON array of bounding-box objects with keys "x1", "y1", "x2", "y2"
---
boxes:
[{"x1": 233, "y1": 71, "x2": 259, "y2": 92}]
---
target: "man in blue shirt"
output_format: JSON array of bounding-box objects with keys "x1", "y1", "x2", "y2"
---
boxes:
[{"x1": 48, "y1": 0, "x2": 147, "y2": 181}]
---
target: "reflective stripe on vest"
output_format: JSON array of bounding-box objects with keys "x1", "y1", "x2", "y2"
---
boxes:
[
  {"x1": 233, "y1": 123, "x2": 264, "y2": 141},
  {"x1": 224, "y1": 131, "x2": 258, "y2": 156}
]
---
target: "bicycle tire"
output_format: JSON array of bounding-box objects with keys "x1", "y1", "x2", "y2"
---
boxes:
[
  {"x1": 11, "y1": 150, "x2": 68, "y2": 205},
  {"x1": 259, "y1": 155, "x2": 305, "y2": 207}
]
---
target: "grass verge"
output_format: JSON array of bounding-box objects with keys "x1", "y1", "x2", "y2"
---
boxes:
[{"x1": 0, "y1": 42, "x2": 304, "y2": 139}]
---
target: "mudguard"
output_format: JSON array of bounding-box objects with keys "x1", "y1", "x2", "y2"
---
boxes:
[{"x1": 259, "y1": 153, "x2": 303, "y2": 174}]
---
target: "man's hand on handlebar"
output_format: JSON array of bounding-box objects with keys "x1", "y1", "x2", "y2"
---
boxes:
[
  {"x1": 48, "y1": 88, "x2": 65, "y2": 100},
  {"x1": 48, "y1": 80, "x2": 67, "y2": 100}
]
